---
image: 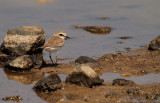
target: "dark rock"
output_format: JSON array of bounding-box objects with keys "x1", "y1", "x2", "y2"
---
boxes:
[
  {"x1": 29, "y1": 53, "x2": 43, "y2": 68},
  {"x1": 112, "y1": 78, "x2": 135, "y2": 86},
  {"x1": 0, "y1": 26, "x2": 45, "y2": 55},
  {"x1": 148, "y1": 35, "x2": 160, "y2": 51},
  {"x1": 65, "y1": 64, "x2": 103, "y2": 87},
  {"x1": 33, "y1": 74, "x2": 62, "y2": 92}
]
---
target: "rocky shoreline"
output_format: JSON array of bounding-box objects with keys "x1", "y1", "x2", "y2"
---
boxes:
[{"x1": 1, "y1": 26, "x2": 160, "y2": 103}]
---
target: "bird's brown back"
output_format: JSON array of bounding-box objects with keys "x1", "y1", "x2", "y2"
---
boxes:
[{"x1": 43, "y1": 36, "x2": 64, "y2": 48}]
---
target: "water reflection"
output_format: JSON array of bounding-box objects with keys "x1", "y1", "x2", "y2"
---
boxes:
[
  {"x1": 4, "y1": 69, "x2": 45, "y2": 85},
  {"x1": 35, "y1": 91, "x2": 63, "y2": 103},
  {"x1": 37, "y1": 0, "x2": 56, "y2": 3}
]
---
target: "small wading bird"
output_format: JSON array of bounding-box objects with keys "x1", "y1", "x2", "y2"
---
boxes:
[{"x1": 41, "y1": 31, "x2": 69, "y2": 65}]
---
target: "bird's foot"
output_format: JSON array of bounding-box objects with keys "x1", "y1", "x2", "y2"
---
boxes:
[{"x1": 53, "y1": 63, "x2": 59, "y2": 66}]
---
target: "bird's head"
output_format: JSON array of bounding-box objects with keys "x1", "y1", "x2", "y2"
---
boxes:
[{"x1": 54, "y1": 31, "x2": 70, "y2": 40}]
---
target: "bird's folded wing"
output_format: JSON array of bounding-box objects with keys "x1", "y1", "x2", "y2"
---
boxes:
[{"x1": 42, "y1": 36, "x2": 64, "y2": 48}]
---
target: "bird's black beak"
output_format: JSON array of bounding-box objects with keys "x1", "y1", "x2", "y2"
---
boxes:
[{"x1": 65, "y1": 36, "x2": 70, "y2": 40}]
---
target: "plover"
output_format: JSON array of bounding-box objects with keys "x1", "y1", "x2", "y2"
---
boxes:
[{"x1": 42, "y1": 31, "x2": 69, "y2": 65}]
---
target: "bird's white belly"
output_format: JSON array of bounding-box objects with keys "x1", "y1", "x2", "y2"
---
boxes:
[{"x1": 44, "y1": 47, "x2": 61, "y2": 52}]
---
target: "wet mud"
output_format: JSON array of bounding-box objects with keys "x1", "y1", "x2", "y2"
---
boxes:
[
  {"x1": 26, "y1": 45, "x2": 160, "y2": 103},
  {"x1": 1, "y1": 45, "x2": 160, "y2": 103}
]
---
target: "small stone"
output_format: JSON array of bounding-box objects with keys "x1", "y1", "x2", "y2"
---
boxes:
[
  {"x1": 112, "y1": 78, "x2": 135, "y2": 86},
  {"x1": 2, "y1": 95, "x2": 22, "y2": 102},
  {"x1": 148, "y1": 35, "x2": 160, "y2": 51},
  {"x1": 33, "y1": 74, "x2": 62, "y2": 92},
  {"x1": 140, "y1": 70, "x2": 147, "y2": 74},
  {"x1": 65, "y1": 64, "x2": 103, "y2": 87}
]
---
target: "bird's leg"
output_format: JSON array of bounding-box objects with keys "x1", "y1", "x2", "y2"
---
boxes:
[
  {"x1": 55, "y1": 51, "x2": 59, "y2": 64},
  {"x1": 49, "y1": 52, "x2": 54, "y2": 65}
]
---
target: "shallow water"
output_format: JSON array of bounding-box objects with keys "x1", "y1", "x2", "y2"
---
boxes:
[
  {"x1": 0, "y1": 0, "x2": 160, "y2": 102},
  {"x1": 101, "y1": 72, "x2": 160, "y2": 85},
  {"x1": 0, "y1": 69, "x2": 46, "y2": 103},
  {"x1": 0, "y1": 0, "x2": 160, "y2": 61},
  {"x1": 0, "y1": 69, "x2": 160, "y2": 103}
]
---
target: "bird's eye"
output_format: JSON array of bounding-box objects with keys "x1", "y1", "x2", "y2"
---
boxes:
[{"x1": 59, "y1": 34, "x2": 63, "y2": 36}]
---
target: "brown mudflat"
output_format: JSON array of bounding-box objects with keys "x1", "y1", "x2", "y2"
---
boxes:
[{"x1": 30, "y1": 45, "x2": 160, "y2": 103}]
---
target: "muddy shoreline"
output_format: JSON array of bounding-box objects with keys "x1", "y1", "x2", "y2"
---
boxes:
[
  {"x1": 1, "y1": 45, "x2": 160, "y2": 102},
  {"x1": 38, "y1": 45, "x2": 160, "y2": 75},
  {"x1": 18, "y1": 45, "x2": 160, "y2": 103}
]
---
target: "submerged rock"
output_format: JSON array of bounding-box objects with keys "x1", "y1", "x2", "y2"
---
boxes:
[
  {"x1": 74, "y1": 25, "x2": 111, "y2": 34},
  {"x1": 0, "y1": 26, "x2": 45, "y2": 69},
  {"x1": 148, "y1": 35, "x2": 160, "y2": 51},
  {"x1": 112, "y1": 78, "x2": 135, "y2": 86},
  {"x1": 33, "y1": 74, "x2": 62, "y2": 92},
  {"x1": 65, "y1": 64, "x2": 103, "y2": 87}
]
